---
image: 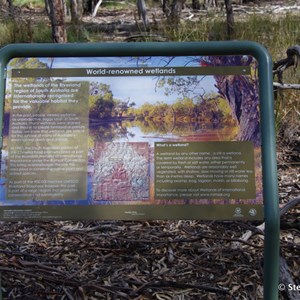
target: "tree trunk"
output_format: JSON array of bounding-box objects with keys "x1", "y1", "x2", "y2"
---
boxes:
[
  {"x1": 204, "y1": 0, "x2": 218, "y2": 9},
  {"x1": 208, "y1": 56, "x2": 260, "y2": 146},
  {"x1": 219, "y1": 75, "x2": 260, "y2": 146},
  {"x1": 170, "y1": 0, "x2": 185, "y2": 22},
  {"x1": 137, "y1": 0, "x2": 149, "y2": 29},
  {"x1": 192, "y1": 0, "x2": 200, "y2": 10},
  {"x1": 44, "y1": 0, "x2": 50, "y2": 16},
  {"x1": 84, "y1": 0, "x2": 95, "y2": 14},
  {"x1": 48, "y1": 0, "x2": 68, "y2": 43},
  {"x1": 224, "y1": 0, "x2": 234, "y2": 39},
  {"x1": 71, "y1": 0, "x2": 83, "y2": 25},
  {"x1": 162, "y1": 0, "x2": 185, "y2": 24}
]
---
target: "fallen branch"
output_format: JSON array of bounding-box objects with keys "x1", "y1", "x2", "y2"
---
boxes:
[
  {"x1": 273, "y1": 45, "x2": 300, "y2": 90},
  {"x1": 273, "y1": 82, "x2": 300, "y2": 90},
  {"x1": 280, "y1": 240, "x2": 300, "y2": 251},
  {"x1": 131, "y1": 280, "x2": 229, "y2": 295},
  {"x1": 279, "y1": 196, "x2": 300, "y2": 217},
  {"x1": 125, "y1": 34, "x2": 168, "y2": 42},
  {"x1": 231, "y1": 223, "x2": 264, "y2": 249},
  {"x1": 0, "y1": 266, "x2": 130, "y2": 297},
  {"x1": 273, "y1": 45, "x2": 300, "y2": 78},
  {"x1": 116, "y1": 234, "x2": 263, "y2": 249}
]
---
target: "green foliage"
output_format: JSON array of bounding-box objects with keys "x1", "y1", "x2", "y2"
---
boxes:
[
  {"x1": 67, "y1": 26, "x2": 91, "y2": 43},
  {"x1": 8, "y1": 57, "x2": 48, "y2": 69},
  {"x1": 0, "y1": 19, "x2": 31, "y2": 44},
  {"x1": 132, "y1": 94, "x2": 232, "y2": 132},
  {"x1": 32, "y1": 22, "x2": 53, "y2": 43},
  {"x1": 0, "y1": 19, "x2": 52, "y2": 44},
  {"x1": 158, "y1": 76, "x2": 203, "y2": 99},
  {"x1": 163, "y1": 17, "x2": 226, "y2": 42},
  {"x1": 89, "y1": 83, "x2": 136, "y2": 119},
  {"x1": 89, "y1": 83, "x2": 115, "y2": 118},
  {"x1": 163, "y1": 13, "x2": 300, "y2": 51},
  {"x1": 14, "y1": 0, "x2": 45, "y2": 8}
]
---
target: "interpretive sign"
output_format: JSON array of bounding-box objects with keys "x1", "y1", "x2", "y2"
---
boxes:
[{"x1": 0, "y1": 42, "x2": 278, "y2": 221}]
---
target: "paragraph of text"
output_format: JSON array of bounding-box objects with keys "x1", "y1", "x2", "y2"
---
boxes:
[
  {"x1": 155, "y1": 141, "x2": 256, "y2": 200},
  {"x1": 7, "y1": 80, "x2": 89, "y2": 201}
]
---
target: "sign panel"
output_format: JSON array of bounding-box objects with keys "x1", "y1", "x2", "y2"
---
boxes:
[{"x1": 0, "y1": 42, "x2": 274, "y2": 220}]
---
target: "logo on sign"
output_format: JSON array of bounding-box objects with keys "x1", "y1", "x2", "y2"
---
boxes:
[
  {"x1": 249, "y1": 208, "x2": 257, "y2": 217},
  {"x1": 233, "y1": 207, "x2": 243, "y2": 217}
]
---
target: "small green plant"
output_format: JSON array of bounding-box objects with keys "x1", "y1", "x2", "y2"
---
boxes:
[
  {"x1": 31, "y1": 21, "x2": 52, "y2": 43},
  {"x1": 0, "y1": 23, "x2": 12, "y2": 45},
  {"x1": 0, "y1": 17, "x2": 52, "y2": 44},
  {"x1": 67, "y1": 25, "x2": 91, "y2": 43},
  {"x1": 0, "y1": 19, "x2": 33, "y2": 44},
  {"x1": 13, "y1": 0, "x2": 45, "y2": 8}
]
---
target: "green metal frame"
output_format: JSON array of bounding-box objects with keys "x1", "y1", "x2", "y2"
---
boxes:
[{"x1": 0, "y1": 41, "x2": 279, "y2": 299}]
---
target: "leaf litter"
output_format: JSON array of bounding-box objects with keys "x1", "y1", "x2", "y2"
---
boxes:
[{"x1": 0, "y1": 217, "x2": 282, "y2": 299}]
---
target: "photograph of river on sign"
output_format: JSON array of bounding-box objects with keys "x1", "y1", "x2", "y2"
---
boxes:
[{"x1": 0, "y1": 55, "x2": 263, "y2": 208}]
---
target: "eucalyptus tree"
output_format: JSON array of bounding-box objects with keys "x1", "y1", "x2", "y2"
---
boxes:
[{"x1": 47, "y1": 0, "x2": 68, "y2": 43}]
